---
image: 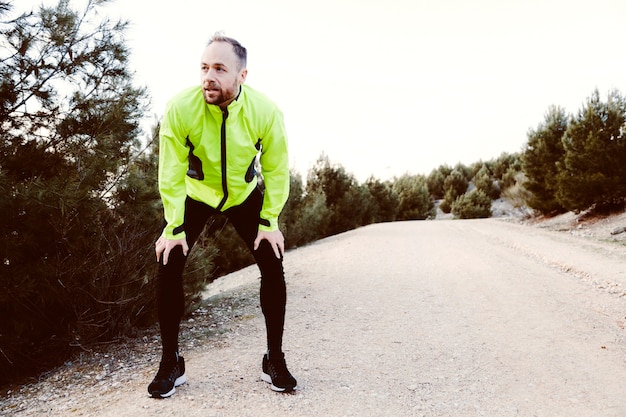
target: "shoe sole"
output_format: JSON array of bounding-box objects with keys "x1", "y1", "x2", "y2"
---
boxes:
[
  {"x1": 149, "y1": 374, "x2": 187, "y2": 399},
  {"x1": 261, "y1": 371, "x2": 297, "y2": 392}
]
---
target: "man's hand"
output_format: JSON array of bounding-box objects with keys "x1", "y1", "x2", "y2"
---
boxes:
[
  {"x1": 254, "y1": 229, "x2": 285, "y2": 259},
  {"x1": 155, "y1": 236, "x2": 189, "y2": 265}
]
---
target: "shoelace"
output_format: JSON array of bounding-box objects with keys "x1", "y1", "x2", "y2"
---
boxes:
[
  {"x1": 156, "y1": 360, "x2": 179, "y2": 380},
  {"x1": 268, "y1": 359, "x2": 289, "y2": 377}
]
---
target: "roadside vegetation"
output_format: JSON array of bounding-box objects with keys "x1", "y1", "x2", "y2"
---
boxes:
[{"x1": 1, "y1": 0, "x2": 625, "y2": 387}]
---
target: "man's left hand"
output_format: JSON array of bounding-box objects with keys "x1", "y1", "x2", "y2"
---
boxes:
[{"x1": 254, "y1": 229, "x2": 285, "y2": 259}]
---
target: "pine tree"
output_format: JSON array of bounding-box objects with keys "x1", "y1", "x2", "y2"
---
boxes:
[
  {"x1": 306, "y1": 154, "x2": 369, "y2": 235},
  {"x1": 0, "y1": 0, "x2": 153, "y2": 382},
  {"x1": 556, "y1": 90, "x2": 626, "y2": 211},
  {"x1": 522, "y1": 105, "x2": 568, "y2": 214}
]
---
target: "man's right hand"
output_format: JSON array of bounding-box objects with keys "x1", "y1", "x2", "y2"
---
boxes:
[{"x1": 155, "y1": 236, "x2": 189, "y2": 265}]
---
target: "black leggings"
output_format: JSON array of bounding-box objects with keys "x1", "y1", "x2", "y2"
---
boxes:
[{"x1": 156, "y1": 187, "x2": 287, "y2": 358}]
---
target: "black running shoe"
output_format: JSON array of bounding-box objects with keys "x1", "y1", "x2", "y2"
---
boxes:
[
  {"x1": 261, "y1": 352, "x2": 297, "y2": 392},
  {"x1": 148, "y1": 355, "x2": 186, "y2": 398}
]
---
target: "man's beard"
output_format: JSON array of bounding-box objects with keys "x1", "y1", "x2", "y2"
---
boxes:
[{"x1": 203, "y1": 81, "x2": 239, "y2": 106}]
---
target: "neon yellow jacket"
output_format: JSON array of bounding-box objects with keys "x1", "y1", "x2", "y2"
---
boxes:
[{"x1": 158, "y1": 85, "x2": 289, "y2": 240}]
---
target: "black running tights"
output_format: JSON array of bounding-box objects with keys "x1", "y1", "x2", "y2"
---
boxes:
[{"x1": 156, "y1": 188, "x2": 287, "y2": 359}]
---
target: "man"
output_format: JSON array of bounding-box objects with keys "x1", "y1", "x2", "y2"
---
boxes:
[{"x1": 148, "y1": 32, "x2": 296, "y2": 398}]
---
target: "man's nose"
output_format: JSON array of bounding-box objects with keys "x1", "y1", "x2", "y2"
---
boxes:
[{"x1": 201, "y1": 69, "x2": 215, "y2": 82}]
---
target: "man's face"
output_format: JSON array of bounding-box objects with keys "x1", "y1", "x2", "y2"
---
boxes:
[{"x1": 200, "y1": 41, "x2": 247, "y2": 108}]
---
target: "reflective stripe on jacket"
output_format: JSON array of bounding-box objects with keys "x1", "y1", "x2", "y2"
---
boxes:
[{"x1": 158, "y1": 85, "x2": 289, "y2": 240}]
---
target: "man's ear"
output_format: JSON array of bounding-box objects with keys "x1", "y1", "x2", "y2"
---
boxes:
[{"x1": 240, "y1": 69, "x2": 248, "y2": 83}]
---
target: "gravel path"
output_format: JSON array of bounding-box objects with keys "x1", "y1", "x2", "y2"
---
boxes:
[{"x1": 3, "y1": 217, "x2": 626, "y2": 416}]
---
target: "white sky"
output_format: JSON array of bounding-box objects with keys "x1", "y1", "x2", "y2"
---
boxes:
[{"x1": 16, "y1": 0, "x2": 626, "y2": 182}]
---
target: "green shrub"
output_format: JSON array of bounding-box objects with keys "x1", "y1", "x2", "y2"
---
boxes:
[
  {"x1": 501, "y1": 173, "x2": 532, "y2": 210},
  {"x1": 473, "y1": 164, "x2": 500, "y2": 199},
  {"x1": 451, "y1": 190, "x2": 492, "y2": 219},
  {"x1": 393, "y1": 174, "x2": 435, "y2": 220},
  {"x1": 366, "y1": 177, "x2": 399, "y2": 222},
  {"x1": 441, "y1": 169, "x2": 469, "y2": 211},
  {"x1": 439, "y1": 197, "x2": 452, "y2": 214},
  {"x1": 426, "y1": 167, "x2": 447, "y2": 200}
]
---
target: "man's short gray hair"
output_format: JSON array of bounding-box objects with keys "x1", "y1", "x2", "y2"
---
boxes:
[{"x1": 208, "y1": 31, "x2": 247, "y2": 70}]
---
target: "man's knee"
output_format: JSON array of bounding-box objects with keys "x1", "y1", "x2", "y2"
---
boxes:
[{"x1": 255, "y1": 242, "x2": 284, "y2": 278}]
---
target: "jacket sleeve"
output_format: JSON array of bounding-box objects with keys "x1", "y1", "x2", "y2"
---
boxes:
[
  {"x1": 158, "y1": 101, "x2": 189, "y2": 240},
  {"x1": 258, "y1": 108, "x2": 290, "y2": 232}
]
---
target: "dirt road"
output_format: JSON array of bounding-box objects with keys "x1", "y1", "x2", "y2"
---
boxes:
[{"x1": 4, "y1": 219, "x2": 626, "y2": 416}]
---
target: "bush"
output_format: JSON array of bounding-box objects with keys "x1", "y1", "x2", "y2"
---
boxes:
[
  {"x1": 439, "y1": 197, "x2": 452, "y2": 214},
  {"x1": 393, "y1": 174, "x2": 435, "y2": 220},
  {"x1": 290, "y1": 189, "x2": 331, "y2": 245},
  {"x1": 451, "y1": 189, "x2": 492, "y2": 219},
  {"x1": 441, "y1": 169, "x2": 469, "y2": 211},
  {"x1": 426, "y1": 167, "x2": 448, "y2": 200},
  {"x1": 473, "y1": 164, "x2": 500, "y2": 199},
  {"x1": 366, "y1": 177, "x2": 399, "y2": 223},
  {"x1": 501, "y1": 172, "x2": 532, "y2": 210},
  {"x1": 491, "y1": 152, "x2": 522, "y2": 182},
  {"x1": 280, "y1": 171, "x2": 331, "y2": 248},
  {"x1": 306, "y1": 154, "x2": 372, "y2": 236},
  {"x1": 500, "y1": 166, "x2": 519, "y2": 190}
]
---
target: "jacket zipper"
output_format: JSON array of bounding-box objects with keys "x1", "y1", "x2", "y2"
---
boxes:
[{"x1": 216, "y1": 108, "x2": 229, "y2": 210}]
